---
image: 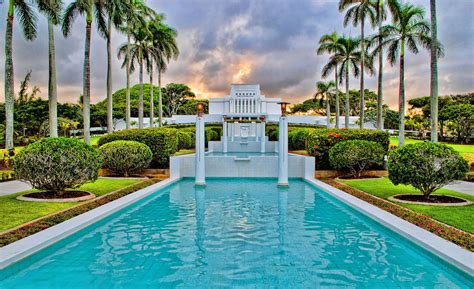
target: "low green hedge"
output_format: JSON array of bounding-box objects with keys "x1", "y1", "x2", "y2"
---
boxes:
[
  {"x1": 306, "y1": 129, "x2": 390, "y2": 169},
  {"x1": 99, "y1": 141, "x2": 153, "y2": 176},
  {"x1": 98, "y1": 128, "x2": 178, "y2": 168},
  {"x1": 177, "y1": 131, "x2": 194, "y2": 150},
  {"x1": 289, "y1": 128, "x2": 311, "y2": 150}
]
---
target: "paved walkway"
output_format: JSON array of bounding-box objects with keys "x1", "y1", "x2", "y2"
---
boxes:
[
  {"x1": 444, "y1": 181, "x2": 474, "y2": 196},
  {"x1": 0, "y1": 181, "x2": 32, "y2": 197}
]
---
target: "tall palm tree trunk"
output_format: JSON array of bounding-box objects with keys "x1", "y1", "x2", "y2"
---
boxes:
[
  {"x1": 4, "y1": 0, "x2": 15, "y2": 150},
  {"x1": 326, "y1": 92, "x2": 331, "y2": 128},
  {"x1": 83, "y1": 16, "x2": 92, "y2": 145},
  {"x1": 158, "y1": 69, "x2": 163, "y2": 127},
  {"x1": 149, "y1": 64, "x2": 154, "y2": 128},
  {"x1": 376, "y1": 0, "x2": 384, "y2": 130},
  {"x1": 430, "y1": 0, "x2": 438, "y2": 142},
  {"x1": 335, "y1": 65, "x2": 340, "y2": 129},
  {"x1": 138, "y1": 60, "x2": 144, "y2": 129},
  {"x1": 106, "y1": 18, "x2": 113, "y2": 133},
  {"x1": 359, "y1": 17, "x2": 365, "y2": 129},
  {"x1": 345, "y1": 62, "x2": 350, "y2": 129},
  {"x1": 125, "y1": 28, "x2": 131, "y2": 129},
  {"x1": 398, "y1": 41, "x2": 406, "y2": 146},
  {"x1": 48, "y1": 18, "x2": 58, "y2": 138}
]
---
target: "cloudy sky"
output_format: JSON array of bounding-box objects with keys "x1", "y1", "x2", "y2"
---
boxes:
[{"x1": 0, "y1": 0, "x2": 473, "y2": 108}]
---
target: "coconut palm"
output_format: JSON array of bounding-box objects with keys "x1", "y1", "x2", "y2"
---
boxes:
[
  {"x1": 62, "y1": 0, "x2": 107, "y2": 145},
  {"x1": 3, "y1": 0, "x2": 56, "y2": 150},
  {"x1": 322, "y1": 36, "x2": 370, "y2": 129},
  {"x1": 339, "y1": 0, "x2": 377, "y2": 129},
  {"x1": 430, "y1": 0, "x2": 439, "y2": 142},
  {"x1": 104, "y1": 0, "x2": 131, "y2": 133},
  {"x1": 314, "y1": 81, "x2": 336, "y2": 128},
  {"x1": 120, "y1": 0, "x2": 156, "y2": 129},
  {"x1": 378, "y1": 1, "x2": 440, "y2": 146},
  {"x1": 149, "y1": 21, "x2": 179, "y2": 127},
  {"x1": 118, "y1": 25, "x2": 156, "y2": 129},
  {"x1": 317, "y1": 32, "x2": 342, "y2": 128}
]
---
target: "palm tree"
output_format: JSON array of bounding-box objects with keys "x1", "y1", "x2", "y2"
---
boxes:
[
  {"x1": 104, "y1": 0, "x2": 131, "y2": 133},
  {"x1": 378, "y1": 1, "x2": 439, "y2": 146},
  {"x1": 118, "y1": 25, "x2": 156, "y2": 129},
  {"x1": 62, "y1": 0, "x2": 107, "y2": 145},
  {"x1": 315, "y1": 81, "x2": 336, "y2": 128},
  {"x1": 3, "y1": 0, "x2": 47, "y2": 150},
  {"x1": 375, "y1": 0, "x2": 387, "y2": 130},
  {"x1": 322, "y1": 36, "x2": 367, "y2": 129},
  {"x1": 339, "y1": 0, "x2": 377, "y2": 129},
  {"x1": 317, "y1": 32, "x2": 342, "y2": 128},
  {"x1": 430, "y1": 0, "x2": 439, "y2": 142},
  {"x1": 120, "y1": 0, "x2": 155, "y2": 129},
  {"x1": 149, "y1": 21, "x2": 179, "y2": 127}
]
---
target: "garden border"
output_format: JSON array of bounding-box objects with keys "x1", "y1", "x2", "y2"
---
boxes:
[
  {"x1": 304, "y1": 177, "x2": 474, "y2": 276},
  {"x1": 0, "y1": 177, "x2": 179, "y2": 269}
]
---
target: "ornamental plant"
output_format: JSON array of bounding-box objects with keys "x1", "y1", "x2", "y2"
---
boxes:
[
  {"x1": 329, "y1": 140, "x2": 385, "y2": 178},
  {"x1": 14, "y1": 138, "x2": 101, "y2": 195},
  {"x1": 99, "y1": 141, "x2": 153, "y2": 177},
  {"x1": 388, "y1": 142, "x2": 469, "y2": 199}
]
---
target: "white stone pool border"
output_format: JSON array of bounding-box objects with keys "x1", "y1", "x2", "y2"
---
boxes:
[
  {"x1": 304, "y1": 177, "x2": 474, "y2": 276},
  {"x1": 0, "y1": 177, "x2": 180, "y2": 270},
  {"x1": 0, "y1": 176, "x2": 472, "y2": 276}
]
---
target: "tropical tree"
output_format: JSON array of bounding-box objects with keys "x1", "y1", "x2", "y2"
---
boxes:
[
  {"x1": 104, "y1": 0, "x2": 131, "y2": 133},
  {"x1": 120, "y1": 0, "x2": 155, "y2": 129},
  {"x1": 322, "y1": 36, "x2": 367, "y2": 129},
  {"x1": 314, "y1": 81, "x2": 336, "y2": 128},
  {"x1": 378, "y1": 1, "x2": 439, "y2": 146},
  {"x1": 149, "y1": 20, "x2": 179, "y2": 127},
  {"x1": 339, "y1": 0, "x2": 377, "y2": 128},
  {"x1": 430, "y1": 0, "x2": 439, "y2": 142},
  {"x1": 62, "y1": 0, "x2": 107, "y2": 145},
  {"x1": 3, "y1": 0, "x2": 56, "y2": 150},
  {"x1": 118, "y1": 25, "x2": 156, "y2": 129},
  {"x1": 163, "y1": 83, "x2": 195, "y2": 116},
  {"x1": 317, "y1": 32, "x2": 342, "y2": 128}
]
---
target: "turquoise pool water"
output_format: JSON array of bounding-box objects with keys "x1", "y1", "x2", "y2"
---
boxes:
[{"x1": 0, "y1": 178, "x2": 472, "y2": 288}]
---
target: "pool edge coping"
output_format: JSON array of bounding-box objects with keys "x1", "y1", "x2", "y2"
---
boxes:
[
  {"x1": 0, "y1": 177, "x2": 180, "y2": 270},
  {"x1": 304, "y1": 177, "x2": 474, "y2": 276}
]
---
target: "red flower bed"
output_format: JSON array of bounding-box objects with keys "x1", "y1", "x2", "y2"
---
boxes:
[{"x1": 325, "y1": 179, "x2": 474, "y2": 251}]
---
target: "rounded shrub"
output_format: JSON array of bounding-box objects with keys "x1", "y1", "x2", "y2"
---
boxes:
[
  {"x1": 388, "y1": 142, "x2": 469, "y2": 199},
  {"x1": 99, "y1": 141, "x2": 153, "y2": 177},
  {"x1": 14, "y1": 138, "x2": 101, "y2": 195},
  {"x1": 329, "y1": 140, "x2": 385, "y2": 178},
  {"x1": 177, "y1": 131, "x2": 194, "y2": 150},
  {"x1": 98, "y1": 128, "x2": 178, "y2": 168},
  {"x1": 289, "y1": 128, "x2": 310, "y2": 150}
]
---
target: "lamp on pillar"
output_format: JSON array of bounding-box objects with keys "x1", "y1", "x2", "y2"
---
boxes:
[
  {"x1": 277, "y1": 102, "x2": 290, "y2": 186},
  {"x1": 195, "y1": 102, "x2": 206, "y2": 186}
]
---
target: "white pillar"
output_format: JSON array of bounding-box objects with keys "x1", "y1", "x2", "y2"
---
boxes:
[
  {"x1": 223, "y1": 120, "x2": 228, "y2": 153},
  {"x1": 195, "y1": 115, "x2": 206, "y2": 186},
  {"x1": 260, "y1": 121, "x2": 266, "y2": 153},
  {"x1": 278, "y1": 116, "x2": 288, "y2": 186}
]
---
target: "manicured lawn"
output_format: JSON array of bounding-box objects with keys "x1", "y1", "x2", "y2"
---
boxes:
[
  {"x1": 339, "y1": 177, "x2": 474, "y2": 234},
  {"x1": 173, "y1": 149, "x2": 195, "y2": 156},
  {"x1": 389, "y1": 137, "x2": 474, "y2": 154},
  {"x1": 0, "y1": 178, "x2": 142, "y2": 232}
]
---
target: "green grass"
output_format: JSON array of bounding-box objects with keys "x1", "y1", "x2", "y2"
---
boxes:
[
  {"x1": 0, "y1": 178, "x2": 142, "y2": 232},
  {"x1": 339, "y1": 177, "x2": 474, "y2": 234},
  {"x1": 389, "y1": 137, "x2": 474, "y2": 154},
  {"x1": 173, "y1": 149, "x2": 195, "y2": 156}
]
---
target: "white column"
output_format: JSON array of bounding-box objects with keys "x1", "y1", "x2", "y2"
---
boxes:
[
  {"x1": 278, "y1": 116, "x2": 288, "y2": 186},
  {"x1": 195, "y1": 115, "x2": 206, "y2": 186},
  {"x1": 260, "y1": 121, "x2": 266, "y2": 153},
  {"x1": 231, "y1": 122, "x2": 235, "y2": 142},
  {"x1": 223, "y1": 120, "x2": 228, "y2": 153}
]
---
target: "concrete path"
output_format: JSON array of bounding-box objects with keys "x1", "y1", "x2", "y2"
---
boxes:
[
  {"x1": 445, "y1": 181, "x2": 474, "y2": 196},
  {"x1": 0, "y1": 181, "x2": 32, "y2": 197}
]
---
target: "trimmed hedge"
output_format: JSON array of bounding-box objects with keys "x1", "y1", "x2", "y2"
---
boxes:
[
  {"x1": 329, "y1": 140, "x2": 385, "y2": 177},
  {"x1": 289, "y1": 128, "x2": 311, "y2": 150},
  {"x1": 98, "y1": 128, "x2": 178, "y2": 168},
  {"x1": 99, "y1": 141, "x2": 153, "y2": 176},
  {"x1": 14, "y1": 138, "x2": 101, "y2": 194},
  {"x1": 177, "y1": 131, "x2": 194, "y2": 150},
  {"x1": 306, "y1": 129, "x2": 390, "y2": 169}
]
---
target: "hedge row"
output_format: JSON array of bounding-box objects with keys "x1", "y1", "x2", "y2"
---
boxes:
[
  {"x1": 305, "y1": 129, "x2": 390, "y2": 169},
  {"x1": 98, "y1": 128, "x2": 178, "y2": 168}
]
